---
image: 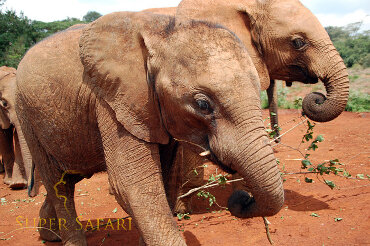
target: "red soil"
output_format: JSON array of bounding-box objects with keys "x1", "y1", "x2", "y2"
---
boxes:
[{"x1": 0, "y1": 109, "x2": 369, "y2": 246}]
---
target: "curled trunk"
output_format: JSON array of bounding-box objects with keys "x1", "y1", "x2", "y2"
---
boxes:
[{"x1": 302, "y1": 52, "x2": 349, "y2": 122}]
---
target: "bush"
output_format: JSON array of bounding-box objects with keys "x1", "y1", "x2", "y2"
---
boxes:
[{"x1": 345, "y1": 91, "x2": 370, "y2": 112}]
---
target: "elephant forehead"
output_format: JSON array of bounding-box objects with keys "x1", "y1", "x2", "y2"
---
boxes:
[{"x1": 268, "y1": 0, "x2": 329, "y2": 39}]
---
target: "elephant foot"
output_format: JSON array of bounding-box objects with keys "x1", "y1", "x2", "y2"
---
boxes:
[
  {"x1": 39, "y1": 198, "x2": 61, "y2": 242},
  {"x1": 174, "y1": 197, "x2": 192, "y2": 214},
  {"x1": 39, "y1": 225, "x2": 61, "y2": 242},
  {"x1": 9, "y1": 178, "x2": 27, "y2": 189},
  {"x1": 3, "y1": 176, "x2": 12, "y2": 185},
  {"x1": 0, "y1": 164, "x2": 4, "y2": 173}
]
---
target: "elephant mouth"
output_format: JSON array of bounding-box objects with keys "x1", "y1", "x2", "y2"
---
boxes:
[
  {"x1": 207, "y1": 149, "x2": 237, "y2": 175},
  {"x1": 288, "y1": 65, "x2": 319, "y2": 84}
]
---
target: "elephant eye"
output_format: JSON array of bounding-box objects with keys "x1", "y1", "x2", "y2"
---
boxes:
[
  {"x1": 0, "y1": 99, "x2": 8, "y2": 109},
  {"x1": 196, "y1": 99, "x2": 213, "y2": 114},
  {"x1": 292, "y1": 37, "x2": 306, "y2": 50}
]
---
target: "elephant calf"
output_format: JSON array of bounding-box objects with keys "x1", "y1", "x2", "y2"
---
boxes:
[
  {"x1": 0, "y1": 66, "x2": 34, "y2": 192},
  {"x1": 16, "y1": 12, "x2": 284, "y2": 245}
]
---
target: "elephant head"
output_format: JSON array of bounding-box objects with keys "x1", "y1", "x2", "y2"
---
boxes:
[
  {"x1": 177, "y1": 0, "x2": 349, "y2": 122},
  {"x1": 79, "y1": 12, "x2": 284, "y2": 218},
  {"x1": 0, "y1": 66, "x2": 16, "y2": 129}
]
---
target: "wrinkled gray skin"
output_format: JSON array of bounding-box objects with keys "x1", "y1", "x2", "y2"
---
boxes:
[
  {"x1": 0, "y1": 66, "x2": 36, "y2": 194},
  {"x1": 16, "y1": 12, "x2": 284, "y2": 245}
]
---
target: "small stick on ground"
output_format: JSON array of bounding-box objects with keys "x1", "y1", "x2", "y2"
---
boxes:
[{"x1": 263, "y1": 217, "x2": 274, "y2": 245}]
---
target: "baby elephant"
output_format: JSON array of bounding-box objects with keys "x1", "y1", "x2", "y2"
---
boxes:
[
  {"x1": 0, "y1": 66, "x2": 34, "y2": 192},
  {"x1": 16, "y1": 12, "x2": 284, "y2": 245}
]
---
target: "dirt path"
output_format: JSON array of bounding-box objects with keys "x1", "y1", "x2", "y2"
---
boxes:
[{"x1": 0, "y1": 109, "x2": 369, "y2": 245}]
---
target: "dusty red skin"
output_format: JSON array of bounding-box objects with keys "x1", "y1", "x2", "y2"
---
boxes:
[{"x1": 0, "y1": 109, "x2": 369, "y2": 246}]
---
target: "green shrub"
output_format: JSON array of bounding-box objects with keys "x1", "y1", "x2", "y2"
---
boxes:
[{"x1": 345, "y1": 91, "x2": 370, "y2": 112}]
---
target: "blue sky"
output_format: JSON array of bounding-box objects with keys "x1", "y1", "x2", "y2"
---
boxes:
[{"x1": 3, "y1": 0, "x2": 369, "y2": 30}]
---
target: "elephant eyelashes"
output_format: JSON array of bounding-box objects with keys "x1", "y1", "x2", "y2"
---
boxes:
[
  {"x1": 292, "y1": 37, "x2": 306, "y2": 50},
  {"x1": 196, "y1": 99, "x2": 213, "y2": 114}
]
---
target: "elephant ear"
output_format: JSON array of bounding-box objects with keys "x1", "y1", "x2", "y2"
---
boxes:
[
  {"x1": 79, "y1": 12, "x2": 169, "y2": 144},
  {"x1": 236, "y1": 1, "x2": 270, "y2": 90},
  {"x1": 0, "y1": 66, "x2": 16, "y2": 81}
]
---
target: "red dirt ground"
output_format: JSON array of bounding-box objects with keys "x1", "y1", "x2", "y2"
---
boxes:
[{"x1": 0, "y1": 109, "x2": 369, "y2": 246}]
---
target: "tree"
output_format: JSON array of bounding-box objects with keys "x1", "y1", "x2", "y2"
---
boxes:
[
  {"x1": 326, "y1": 22, "x2": 370, "y2": 68},
  {"x1": 83, "y1": 11, "x2": 102, "y2": 22},
  {"x1": 0, "y1": 10, "x2": 36, "y2": 67},
  {"x1": 31, "y1": 18, "x2": 85, "y2": 41}
]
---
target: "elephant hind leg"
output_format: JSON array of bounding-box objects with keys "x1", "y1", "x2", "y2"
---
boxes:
[
  {"x1": 38, "y1": 168, "x2": 87, "y2": 245},
  {"x1": 21, "y1": 131, "x2": 87, "y2": 245}
]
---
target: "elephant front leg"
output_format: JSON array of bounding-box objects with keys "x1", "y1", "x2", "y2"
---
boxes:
[
  {"x1": 267, "y1": 80, "x2": 280, "y2": 143},
  {"x1": 9, "y1": 129, "x2": 27, "y2": 189},
  {"x1": 0, "y1": 129, "x2": 14, "y2": 185},
  {"x1": 97, "y1": 107, "x2": 186, "y2": 246}
]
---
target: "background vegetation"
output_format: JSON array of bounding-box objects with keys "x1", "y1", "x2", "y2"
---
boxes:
[
  {"x1": 0, "y1": 0, "x2": 101, "y2": 67},
  {"x1": 0, "y1": 0, "x2": 368, "y2": 111}
]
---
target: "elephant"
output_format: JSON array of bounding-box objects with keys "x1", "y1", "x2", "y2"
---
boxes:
[
  {"x1": 152, "y1": 0, "x2": 350, "y2": 214},
  {"x1": 0, "y1": 66, "x2": 35, "y2": 192},
  {"x1": 15, "y1": 11, "x2": 284, "y2": 245}
]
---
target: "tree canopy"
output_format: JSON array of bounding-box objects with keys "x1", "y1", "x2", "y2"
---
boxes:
[
  {"x1": 0, "y1": 3, "x2": 96, "y2": 68},
  {"x1": 326, "y1": 22, "x2": 370, "y2": 68},
  {"x1": 83, "y1": 11, "x2": 102, "y2": 22}
]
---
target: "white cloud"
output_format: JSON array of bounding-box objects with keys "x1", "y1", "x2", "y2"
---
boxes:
[
  {"x1": 3, "y1": 0, "x2": 181, "y2": 22},
  {"x1": 316, "y1": 10, "x2": 370, "y2": 30}
]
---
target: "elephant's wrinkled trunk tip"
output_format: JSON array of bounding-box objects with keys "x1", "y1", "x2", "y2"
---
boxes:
[
  {"x1": 302, "y1": 59, "x2": 349, "y2": 123},
  {"x1": 226, "y1": 144, "x2": 285, "y2": 218}
]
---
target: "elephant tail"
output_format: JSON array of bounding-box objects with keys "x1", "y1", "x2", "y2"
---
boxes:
[{"x1": 27, "y1": 162, "x2": 35, "y2": 197}]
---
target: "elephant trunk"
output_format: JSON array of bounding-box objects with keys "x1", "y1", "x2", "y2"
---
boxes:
[
  {"x1": 213, "y1": 115, "x2": 284, "y2": 218},
  {"x1": 302, "y1": 51, "x2": 349, "y2": 122}
]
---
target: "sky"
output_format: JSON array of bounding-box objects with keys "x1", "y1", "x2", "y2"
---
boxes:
[{"x1": 2, "y1": 0, "x2": 370, "y2": 30}]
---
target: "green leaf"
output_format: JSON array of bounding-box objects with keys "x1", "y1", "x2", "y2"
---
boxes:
[
  {"x1": 343, "y1": 171, "x2": 351, "y2": 178},
  {"x1": 324, "y1": 180, "x2": 336, "y2": 189},
  {"x1": 357, "y1": 174, "x2": 365, "y2": 180},
  {"x1": 208, "y1": 174, "x2": 216, "y2": 182},
  {"x1": 112, "y1": 208, "x2": 118, "y2": 213},
  {"x1": 316, "y1": 135, "x2": 324, "y2": 142},
  {"x1": 334, "y1": 217, "x2": 343, "y2": 222},
  {"x1": 302, "y1": 159, "x2": 312, "y2": 169},
  {"x1": 193, "y1": 169, "x2": 198, "y2": 175},
  {"x1": 310, "y1": 213, "x2": 320, "y2": 217},
  {"x1": 305, "y1": 177, "x2": 313, "y2": 183},
  {"x1": 177, "y1": 213, "x2": 191, "y2": 221},
  {"x1": 270, "y1": 112, "x2": 277, "y2": 116},
  {"x1": 209, "y1": 198, "x2": 214, "y2": 207},
  {"x1": 216, "y1": 174, "x2": 228, "y2": 185}
]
